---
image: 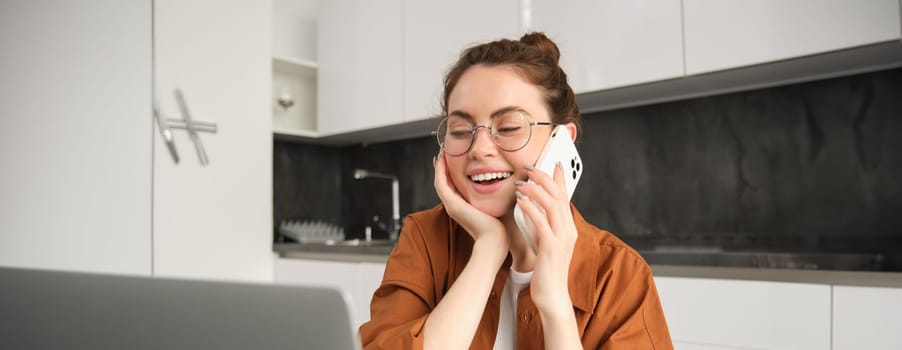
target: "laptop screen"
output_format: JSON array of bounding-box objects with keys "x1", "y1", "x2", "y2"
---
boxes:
[{"x1": 0, "y1": 267, "x2": 361, "y2": 349}]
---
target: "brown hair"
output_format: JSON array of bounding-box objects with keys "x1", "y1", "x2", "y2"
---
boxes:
[{"x1": 441, "y1": 32, "x2": 581, "y2": 137}]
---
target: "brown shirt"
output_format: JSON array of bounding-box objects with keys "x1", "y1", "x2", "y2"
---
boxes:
[{"x1": 359, "y1": 204, "x2": 673, "y2": 349}]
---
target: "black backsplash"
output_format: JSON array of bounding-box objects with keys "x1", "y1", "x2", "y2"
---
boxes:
[{"x1": 274, "y1": 67, "x2": 902, "y2": 269}]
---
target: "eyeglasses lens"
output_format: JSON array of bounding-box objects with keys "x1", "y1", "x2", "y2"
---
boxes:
[{"x1": 435, "y1": 112, "x2": 531, "y2": 156}]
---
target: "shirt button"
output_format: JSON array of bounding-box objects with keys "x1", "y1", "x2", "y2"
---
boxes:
[
  {"x1": 521, "y1": 312, "x2": 532, "y2": 323},
  {"x1": 490, "y1": 291, "x2": 497, "y2": 299}
]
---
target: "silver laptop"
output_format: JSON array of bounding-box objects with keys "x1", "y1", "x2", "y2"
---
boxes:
[{"x1": 0, "y1": 267, "x2": 361, "y2": 349}]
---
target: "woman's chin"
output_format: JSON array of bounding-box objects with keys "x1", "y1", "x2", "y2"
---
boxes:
[{"x1": 469, "y1": 197, "x2": 514, "y2": 218}]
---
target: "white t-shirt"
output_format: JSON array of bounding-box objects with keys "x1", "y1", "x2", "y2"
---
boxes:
[{"x1": 493, "y1": 269, "x2": 533, "y2": 350}]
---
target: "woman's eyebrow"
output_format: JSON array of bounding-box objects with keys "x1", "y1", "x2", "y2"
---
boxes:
[
  {"x1": 447, "y1": 110, "x2": 474, "y2": 121},
  {"x1": 490, "y1": 106, "x2": 529, "y2": 118},
  {"x1": 448, "y1": 106, "x2": 531, "y2": 120}
]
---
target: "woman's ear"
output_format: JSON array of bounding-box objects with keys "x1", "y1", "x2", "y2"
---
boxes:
[{"x1": 565, "y1": 122, "x2": 577, "y2": 142}]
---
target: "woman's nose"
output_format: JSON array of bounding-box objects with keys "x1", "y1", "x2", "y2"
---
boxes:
[{"x1": 468, "y1": 127, "x2": 497, "y2": 158}]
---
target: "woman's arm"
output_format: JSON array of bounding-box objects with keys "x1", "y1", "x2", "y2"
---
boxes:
[
  {"x1": 422, "y1": 237, "x2": 507, "y2": 349},
  {"x1": 421, "y1": 153, "x2": 510, "y2": 349},
  {"x1": 515, "y1": 163, "x2": 583, "y2": 349}
]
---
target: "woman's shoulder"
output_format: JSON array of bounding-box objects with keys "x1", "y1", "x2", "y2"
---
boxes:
[
  {"x1": 405, "y1": 204, "x2": 449, "y2": 225},
  {"x1": 399, "y1": 204, "x2": 457, "y2": 246}
]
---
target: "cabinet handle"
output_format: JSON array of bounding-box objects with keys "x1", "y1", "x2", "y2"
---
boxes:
[
  {"x1": 174, "y1": 89, "x2": 212, "y2": 166},
  {"x1": 153, "y1": 99, "x2": 180, "y2": 164},
  {"x1": 167, "y1": 119, "x2": 217, "y2": 133}
]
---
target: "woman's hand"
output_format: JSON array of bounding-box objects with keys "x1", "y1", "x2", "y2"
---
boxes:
[
  {"x1": 434, "y1": 153, "x2": 508, "y2": 249},
  {"x1": 515, "y1": 163, "x2": 578, "y2": 313}
]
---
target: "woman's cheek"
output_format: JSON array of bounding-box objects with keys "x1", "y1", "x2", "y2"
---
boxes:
[{"x1": 452, "y1": 175, "x2": 470, "y2": 200}]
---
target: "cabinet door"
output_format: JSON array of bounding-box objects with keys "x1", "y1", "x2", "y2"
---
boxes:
[
  {"x1": 0, "y1": 0, "x2": 152, "y2": 275},
  {"x1": 672, "y1": 342, "x2": 746, "y2": 350},
  {"x1": 274, "y1": 259, "x2": 386, "y2": 328},
  {"x1": 832, "y1": 285, "x2": 902, "y2": 350},
  {"x1": 317, "y1": 0, "x2": 404, "y2": 134},
  {"x1": 655, "y1": 277, "x2": 831, "y2": 350},
  {"x1": 531, "y1": 0, "x2": 684, "y2": 93},
  {"x1": 684, "y1": 0, "x2": 902, "y2": 75},
  {"x1": 403, "y1": 0, "x2": 520, "y2": 122},
  {"x1": 153, "y1": 0, "x2": 273, "y2": 281},
  {"x1": 355, "y1": 262, "x2": 388, "y2": 325}
]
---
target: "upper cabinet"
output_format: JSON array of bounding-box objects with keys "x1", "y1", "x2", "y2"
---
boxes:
[
  {"x1": 403, "y1": 0, "x2": 521, "y2": 123},
  {"x1": 531, "y1": 0, "x2": 684, "y2": 93},
  {"x1": 272, "y1": 0, "x2": 319, "y2": 138},
  {"x1": 683, "y1": 0, "x2": 902, "y2": 75},
  {"x1": 312, "y1": 0, "x2": 902, "y2": 143},
  {"x1": 317, "y1": 0, "x2": 404, "y2": 135}
]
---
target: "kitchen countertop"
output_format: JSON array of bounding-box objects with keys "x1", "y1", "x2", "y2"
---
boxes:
[{"x1": 274, "y1": 243, "x2": 902, "y2": 288}]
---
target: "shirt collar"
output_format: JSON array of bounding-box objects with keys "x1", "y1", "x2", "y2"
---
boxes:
[{"x1": 568, "y1": 205, "x2": 601, "y2": 312}]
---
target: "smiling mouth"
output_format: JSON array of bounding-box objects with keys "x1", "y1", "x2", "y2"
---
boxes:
[{"x1": 469, "y1": 172, "x2": 513, "y2": 185}]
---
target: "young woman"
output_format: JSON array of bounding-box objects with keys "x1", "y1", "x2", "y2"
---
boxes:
[{"x1": 359, "y1": 32, "x2": 672, "y2": 350}]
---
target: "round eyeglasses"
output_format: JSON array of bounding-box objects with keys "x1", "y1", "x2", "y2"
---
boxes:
[{"x1": 432, "y1": 111, "x2": 557, "y2": 156}]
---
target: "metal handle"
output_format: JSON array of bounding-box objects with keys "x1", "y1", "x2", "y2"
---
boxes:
[
  {"x1": 152, "y1": 89, "x2": 217, "y2": 166},
  {"x1": 167, "y1": 119, "x2": 217, "y2": 133},
  {"x1": 153, "y1": 99, "x2": 180, "y2": 164},
  {"x1": 174, "y1": 89, "x2": 211, "y2": 166}
]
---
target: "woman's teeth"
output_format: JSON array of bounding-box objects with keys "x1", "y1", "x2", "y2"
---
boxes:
[{"x1": 470, "y1": 172, "x2": 512, "y2": 183}]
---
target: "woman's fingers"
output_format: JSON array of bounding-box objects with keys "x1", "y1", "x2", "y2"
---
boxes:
[
  {"x1": 520, "y1": 163, "x2": 569, "y2": 230},
  {"x1": 524, "y1": 163, "x2": 567, "y2": 202},
  {"x1": 515, "y1": 191, "x2": 552, "y2": 247}
]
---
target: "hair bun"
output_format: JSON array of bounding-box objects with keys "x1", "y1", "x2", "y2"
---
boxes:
[{"x1": 519, "y1": 32, "x2": 560, "y2": 63}]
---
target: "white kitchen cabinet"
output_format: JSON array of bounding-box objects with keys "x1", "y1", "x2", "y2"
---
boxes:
[
  {"x1": 272, "y1": 0, "x2": 317, "y2": 63},
  {"x1": 153, "y1": 0, "x2": 274, "y2": 281},
  {"x1": 317, "y1": 0, "x2": 404, "y2": 135},
  {"x1": 403, "y1": 0, "x2": 521, "y2": 123},
  {"x1": 271, "y1": 0, "x2": 319, "y2": 138},
  {"x1": 832, "y1": 285, "x2": 902, "y2": 350},
  {"x1": 274, "y1": 258, "x2": 387, "y2": 328},
  {"x1": 1, "y1": 0, "x2": 273, "y2": 281},
  {"x1": 683, "y1": 0, "x2": 902, "y2": 75},
  {"x1": 0, "y1": 0, "x2": 153, "y2": 275},
  {"x1": 530, "y1": 0, "x2": 684, "y2": 93},
  {"x1": 655, "y1": 277, "x2": 831, "y2": 350}
]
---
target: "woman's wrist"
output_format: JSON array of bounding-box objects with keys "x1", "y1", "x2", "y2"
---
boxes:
[
  {"x1": 471, "y1": 235, "x2": 509, "y2": 264},
  {"x1": 538, "y1": 298, "x2": 582, "y2": 350},
  {"x1": 536, "y1": 294, "x2": 574, "y2": 320}
]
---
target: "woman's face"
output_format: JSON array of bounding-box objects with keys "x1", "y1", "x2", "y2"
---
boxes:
[{"x1": 444, "y1": 64, "x2": 555, "y2": 218}]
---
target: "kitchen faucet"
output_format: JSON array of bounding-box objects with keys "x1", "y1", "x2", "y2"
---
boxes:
[{"x1": 353, "y1": 169, "x2": 400, "y2": 241}]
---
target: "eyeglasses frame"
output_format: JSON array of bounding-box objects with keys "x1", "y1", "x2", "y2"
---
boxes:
[{"x1": 431, "y1": 113, "x2": 559, "y2": 156}]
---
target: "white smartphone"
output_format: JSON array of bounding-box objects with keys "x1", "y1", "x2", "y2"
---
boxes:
[{"x1": 513, "y1": 125, "x2": 583, "y2": 253}]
